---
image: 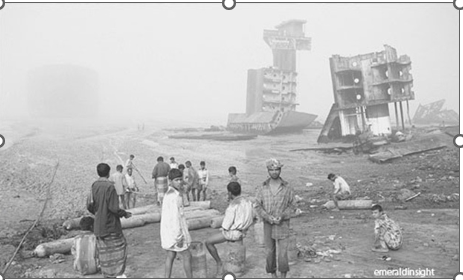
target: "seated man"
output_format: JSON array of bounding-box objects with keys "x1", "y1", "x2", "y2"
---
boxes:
[
  {"x1": 371, "y1": 204, "x2": 403, "y2": 252},
  {"x1": 327, "y1": 173, "x2": 351, "y2": 211},
  {"x1": 205, "y1": 182, "x2": 254, "y2": 277}
]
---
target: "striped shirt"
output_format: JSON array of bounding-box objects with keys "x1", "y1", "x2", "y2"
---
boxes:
[{"x1": 255, "y1": 177, "x2": 296, "y2": 239}]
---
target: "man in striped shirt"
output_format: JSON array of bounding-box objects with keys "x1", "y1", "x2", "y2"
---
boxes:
[{"x1": 255, "y1": 159, "x2": 297, "y2": 278}]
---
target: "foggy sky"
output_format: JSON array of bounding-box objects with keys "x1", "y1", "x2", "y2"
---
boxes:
[{"x1": 0, "y1": 3, "x2": 459, "y2": 126}]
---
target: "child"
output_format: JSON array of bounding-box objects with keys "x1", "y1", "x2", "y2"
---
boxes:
[
  {"x1": 371, "y1": 204, "x2": 403, "y2": 252},
  {"x1": 228, "y1": 166, "x2": 242, "y2": 185},
  {"x1": 160, "y1": 168, "x2": 192, "y2": 278},
  {"x1": 327, "y1": 173, "x2": 351, "y2": 211}
]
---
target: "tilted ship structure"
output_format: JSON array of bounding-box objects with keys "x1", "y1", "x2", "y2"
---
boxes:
[{"x1": 227, "y1": 20, "x2": 317, "y2": 134}]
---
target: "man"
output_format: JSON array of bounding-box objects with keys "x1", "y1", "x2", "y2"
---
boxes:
[
  {"x1": 255, "y1": 159, "x2": 297, "y2": 279},
  {"x1": 87, "y1": 163, "x2": 132, "y2": 278},
  {"x1": 197, "y1": 161, "x2": 209, "y2": 201},
  {"x1": 125, "y1": 167, "x2": 139, "y2": 209},
  {"x1": 110, "y1": 165, "x2": 128, "y2": 209},
  {"x1": 160, "y1": 168, "x2": 193, "y2": 278},
  {"x1": 169, "y1": 157, "x2": 179, "y2": 169},
  {"x1": 185, "y1": 161, "x2": 199, "y2": 202},
  {"x1": 152, "y1": 156, "x2": 171, "y2": 205},
  {"x1": 327, "y1": 173, "x2": 351, "y2": 211},
  {"x1": 371, "y1": 204, "x2": 403, "y2": 252},
  {"x1": 205, "y1": 182, "x2": 254, "y2": 276},
  {"x1": 228, "y1": 166, "x2": 241, "y2": 185}
]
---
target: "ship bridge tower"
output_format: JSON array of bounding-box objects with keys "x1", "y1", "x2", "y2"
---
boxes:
[{"x1": 246, "y1": 20, "x2": 312, "y2": 115}]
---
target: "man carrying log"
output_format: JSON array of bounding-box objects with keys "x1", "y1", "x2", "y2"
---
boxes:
[
  {"x1": 371, "y1": 204, "x2": 403, "y2": 253},
  {"x1": 88, "y1": 163, "x2": 132, "y2": 278},
  {"x1": 255, "y1": 159, "x2": 297, "y2": 279},
  {"x1": 327, "y1": 173, "x2": 351, "y2": 211},
  {"x1": 160, "y1": 168, "x2": 192, "y2": 278},
  {"x1": 152, "y1": 156, "x2": 171, "y2": 206},
  {"x1": 205, "y1": 181, "x2": 254, "y2": 277}
]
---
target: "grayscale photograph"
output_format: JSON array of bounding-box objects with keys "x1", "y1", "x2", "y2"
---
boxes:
[{"x1": 0, "y1": 1, "x2": 459, "y2": 278}]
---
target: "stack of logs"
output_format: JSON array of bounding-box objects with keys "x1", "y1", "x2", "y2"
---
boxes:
[{"x1": 33, "y1": 201, "x2": 224, "y2": 258}]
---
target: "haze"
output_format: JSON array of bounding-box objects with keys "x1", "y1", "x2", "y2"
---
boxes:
[{"x1": 0, "y1": 3, "x2": 459, "y2": 127}]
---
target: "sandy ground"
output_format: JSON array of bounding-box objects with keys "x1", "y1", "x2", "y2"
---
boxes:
[{"x1": 0, "y1": 120, "x2": 459, "y2": 278}]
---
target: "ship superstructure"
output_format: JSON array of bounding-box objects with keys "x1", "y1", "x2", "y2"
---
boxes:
[{"x1": 227, "y1": 20, "x2": 317, "y2": 134}]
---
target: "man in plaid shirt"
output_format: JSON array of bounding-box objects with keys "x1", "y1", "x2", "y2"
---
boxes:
[
  {"x1": 254, "y1": 158, "x2": 297, "y2": 278},
  {"x1": 371, "y1": 204, "x2": 403, "y2": 252}
]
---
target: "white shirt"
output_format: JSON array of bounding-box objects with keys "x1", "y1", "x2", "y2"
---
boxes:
[
  {"x1": 125, "y1": 174, "x2": 136, "y2": 189},
  {"x1": 160, "y1": 187, "x2": 191, "y2": 250},
  {"x1": 197, "y1": 168, "x2": 209, "y2": 186},
  {"x1": 222, "y1": 196, "x2": 254, "y2": 231},
  {"x1": 333, "y1": 176, "x2": 351, "y2": 194},
  {"x1": 169, "y1": 162, "x2": 179, "y2": 169}
]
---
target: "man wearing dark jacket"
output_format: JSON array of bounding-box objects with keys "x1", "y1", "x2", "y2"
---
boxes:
[{"x1": 88, "y1": 163, "x2": 132, "y2": 278}]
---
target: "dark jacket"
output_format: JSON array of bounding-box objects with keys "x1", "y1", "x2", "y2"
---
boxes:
[{"x1": 88, "y1": 177, "x2": 127, "y2": 238}]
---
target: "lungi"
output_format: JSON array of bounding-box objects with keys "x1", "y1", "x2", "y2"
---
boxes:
[
  {"x1": 155, "y1": 176, "x2": 168, "y2": 203},
  {"x1": 95, "y1": 233, "x2": 127, "y2": 278}
]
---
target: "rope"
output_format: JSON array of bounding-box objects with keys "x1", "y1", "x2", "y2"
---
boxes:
[{"x1": 2, "y1": 161, "x2": 59, "y2": 275}]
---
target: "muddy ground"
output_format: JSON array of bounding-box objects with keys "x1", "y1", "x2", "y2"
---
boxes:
[{"x1": 0, "y1": 120, "x2": 459, "y2": 278}]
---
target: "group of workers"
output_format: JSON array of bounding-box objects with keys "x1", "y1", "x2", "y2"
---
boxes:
[{"x1": 86, "y1": 156, "x2": 403, "y2": 278}]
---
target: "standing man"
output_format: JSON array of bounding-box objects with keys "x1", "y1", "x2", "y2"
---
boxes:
[
  {"x1": 327, "y1": 173, "x2": 352, "y2": 211},
  {"x1": 152, "y1": 156, "x2": 171, "y2": 206},
  {"x1": 110, "y1": 165, "x2": 128, "y2": 209},
  {"x1": 161, "y1": 168, "x2": 193, "y2": 278},
  {"x1": 125, "y1": 155, "x2": 136, "y2": 171},
  {"x1": 185, "y1": 161, "x2": 199, "y2": 202},
  {"x1": 125, "y1": 167, "x2": 139, "y2": 209},
  {"x1": 88, "y1": 163, "x2": 132, "y2": 278},
  {"x1": 254, "y1": 159, "x2": 297, "y2": 279},
  {"x1": 197, "y1": 161, "x2": 209, "y2": 201},
  {"x1": 169, "y1": 157, "x2": 179, "y2": 169}
]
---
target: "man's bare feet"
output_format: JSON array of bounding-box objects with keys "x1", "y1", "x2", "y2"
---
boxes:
[{"x1": 271, "y1": 273, "x2": 278, "y2": 278}]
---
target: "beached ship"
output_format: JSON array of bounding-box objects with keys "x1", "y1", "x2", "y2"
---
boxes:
[{"x1": 227, "y1": 20, "x2": 317, "y2": 134}]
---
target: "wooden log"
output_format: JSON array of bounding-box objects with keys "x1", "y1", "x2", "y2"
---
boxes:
[
  {"x1": 33, "y1": 237, "x2": 75, "y2": 258},
  {"x1": 121, "y1": 216, "x2": 146, "y2": 229},
  {"x1": 128, "y1": 204, "x2": 159, "y2": 215},
  {"x1": 322, "y1": 200, "x2": 373, "y2": 210},
  {"x1": 187, "y1": 201, "x2": 211, "y2": 209},
  {"x1": 210, "y1": 216, "x2": 224, "y2": 228},
  {"x1": 184, "y1": 209, "x2": 221, "y2": 220},
  {"x1": 137, "y1": 212, "x2": 162, "y2": 223},
  {"x1": 187, "y1": 216, "x2": 221, "y2": 230}
]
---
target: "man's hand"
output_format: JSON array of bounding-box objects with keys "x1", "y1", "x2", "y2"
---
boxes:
[
  {"x1": 273, "y1": 216, "x2": 282, "y2": 225},
  {"x1": 125, "y1": 212, "x2": 132, "y2": 218}
]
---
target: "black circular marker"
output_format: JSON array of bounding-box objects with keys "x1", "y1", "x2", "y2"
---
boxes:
[
  {"x1": 222, "y1": 272, "x2": 236, "y2": 280},
  {"x1": 453, "y1": 0, "x2": 463, "y2": 10},
  {"x1": 453, "y1": 272, "x2": 463, "y2": 280},
  {"x1": 453, "y1": 134, "x2": 463, "y2": 148},
  {"x1": 0, "y1": 272, "x2": 4, "y2": 280},
  {"x1": 0, "y1": 134, "x2": 5, "y2": 148},
  {"x1": 222, "y1": 0, "x2": 236, "y2": 10},
  {"x1": 0, "y1": 0, "x2": 4, "y2": 10}
]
